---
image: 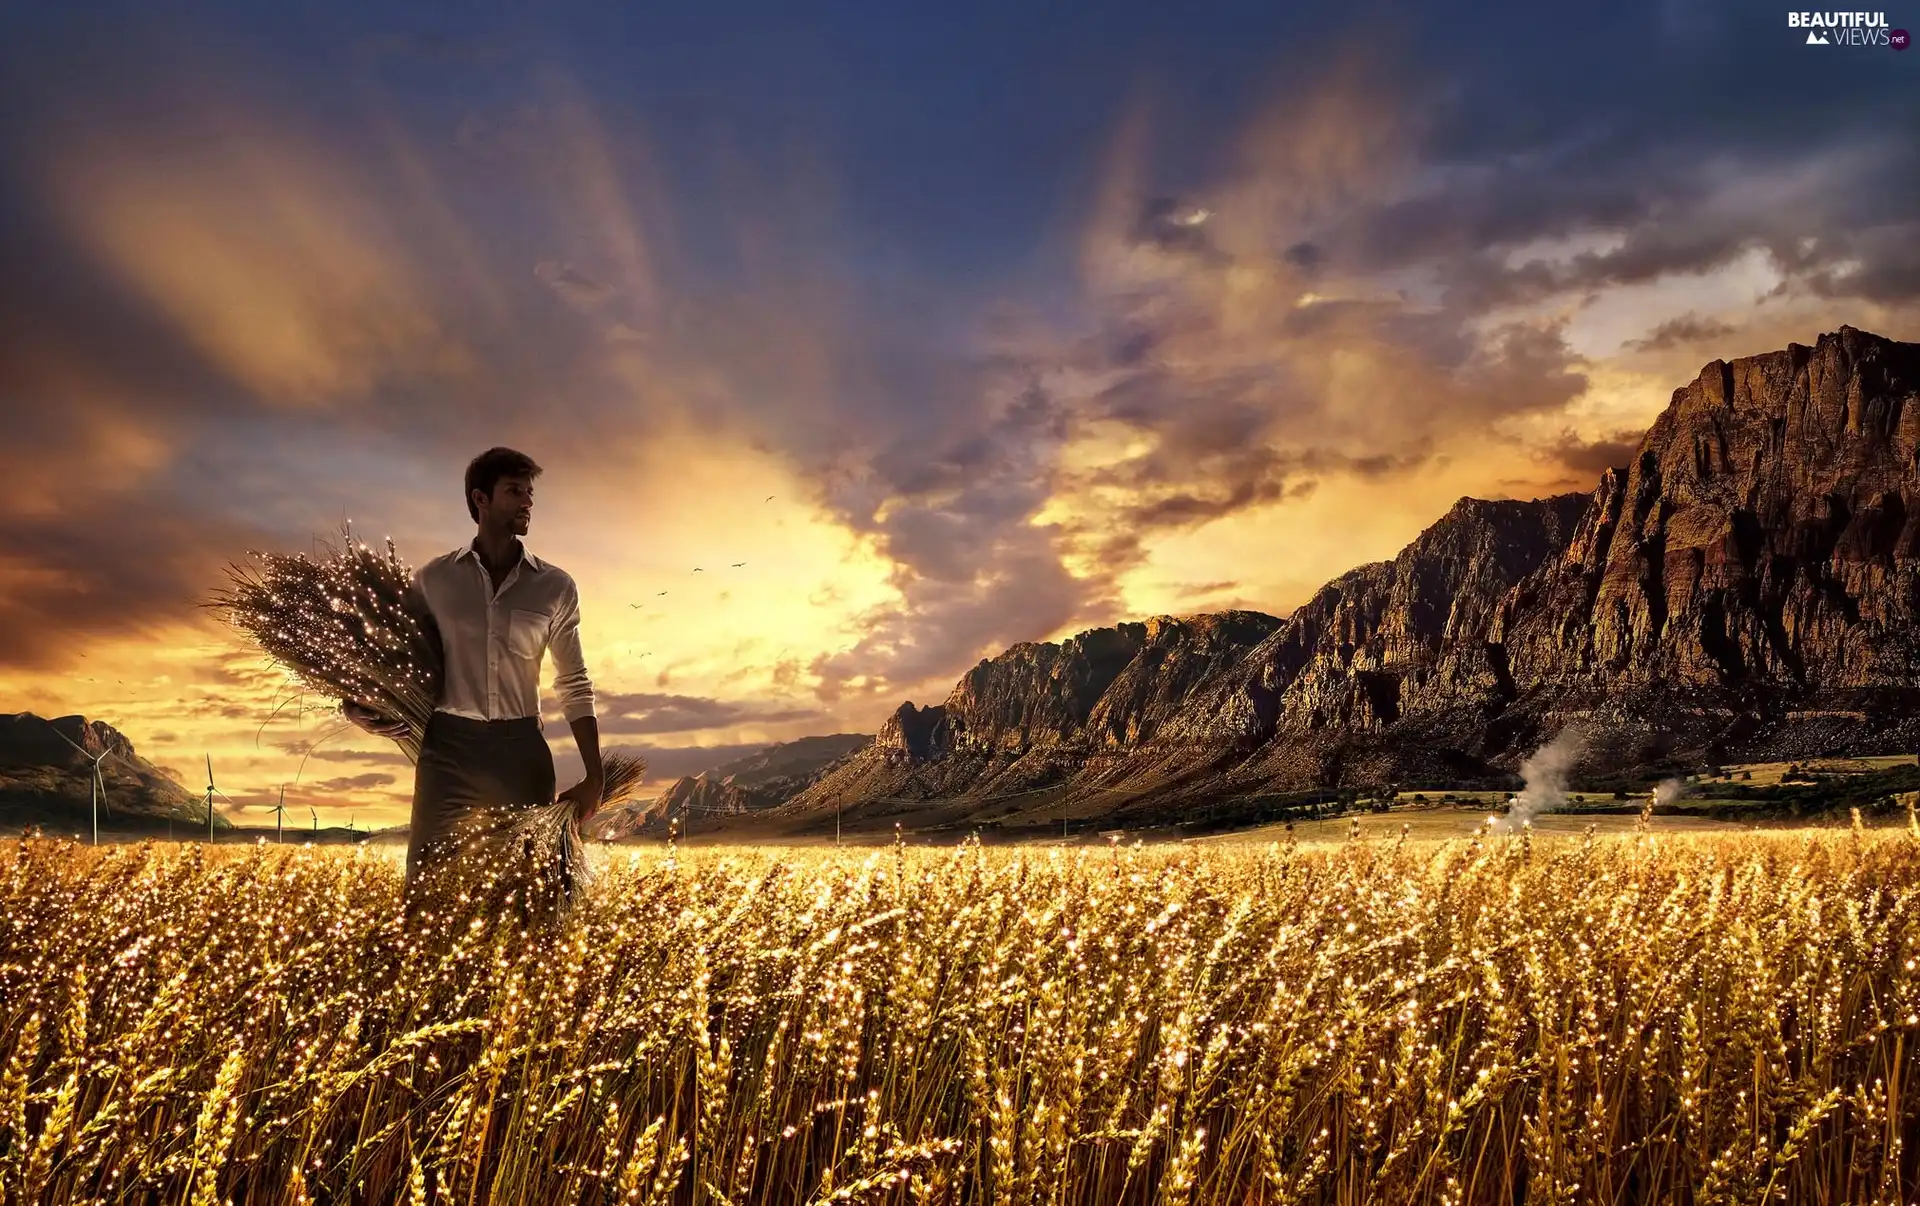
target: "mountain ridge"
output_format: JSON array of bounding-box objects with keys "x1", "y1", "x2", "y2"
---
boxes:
[
  {"x1": 12, "y1": 327, "x2": 1917, "y2": 838},
  {"x1": 0, "y1": 711, "x2": 215, "y2": 833},
  {"x1": 780, "y1": 325, "x2": 1920, "y2": 826}
]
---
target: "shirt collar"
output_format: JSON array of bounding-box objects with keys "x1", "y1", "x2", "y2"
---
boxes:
[{"x1": 454, "y1": 538, "x2": 543, "y2": 572}]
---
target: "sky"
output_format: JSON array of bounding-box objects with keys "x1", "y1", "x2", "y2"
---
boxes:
[{"x1": 1, "y1": 0, "x2": 1916, "y2": 828}]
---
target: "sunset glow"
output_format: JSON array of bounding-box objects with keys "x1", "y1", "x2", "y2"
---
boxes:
[{"x1": 3, "y1": 3, "x2": 1914, "y2": 827}]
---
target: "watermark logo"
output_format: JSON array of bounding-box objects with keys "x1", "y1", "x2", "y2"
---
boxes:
[{"x1": 1787, "y1": 11, "x2": 1902, "y2": 45}]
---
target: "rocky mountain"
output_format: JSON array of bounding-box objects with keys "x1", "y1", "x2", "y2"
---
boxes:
[
  {"x1": 584, "y1": 733, "x2": 871, "y2": 839},
  {"x1": 1490, "y1": 325, "x2": 1920, "y2": 765},
  {"x1": 784, "y1": 610, "x2": 1285, "y2": 816},
  {"x1": 782, "y1": 326, "x2": 1920, "y2": 827},
  {"x1": 0, "y1": 712, "x2": 216, "y2": 834}
]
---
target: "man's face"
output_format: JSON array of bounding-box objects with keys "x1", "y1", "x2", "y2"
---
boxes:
[{"x1": 481, "y1": 475, "x2": 533, "y2": 535}]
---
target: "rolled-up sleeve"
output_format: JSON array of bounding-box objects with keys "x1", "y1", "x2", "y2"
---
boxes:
[{"x1": 548, "y1": 575, "x2": 596, "y2": 723}]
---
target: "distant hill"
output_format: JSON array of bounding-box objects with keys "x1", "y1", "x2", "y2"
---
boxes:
[
  {"x1": 0, "y1": 712, "x2": 217, "y2": 835},
  {"x1": 585, "y1": 733, "x2": 871, "y2": 839}
]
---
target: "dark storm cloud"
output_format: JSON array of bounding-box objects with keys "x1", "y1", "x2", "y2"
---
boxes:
[
  {"x1": 0, "y1": 501, "x2": 280, "y2": 672},
  {"x1": 1543, "y1": 429, "x2": 1643, "y2": 480},
  {"x1": 1793, "y1": 223, "x2": 1920, "y2": 305},
  {"x1": 1281, "y1": 241, "x2": 1322, "y2": 272},
  {"x1": 1323, "y1": 46, "x2": 1920, "y2": 322},
  {"x1": 1627, "y1": 314, "x2": 1739, "y2": 353}
]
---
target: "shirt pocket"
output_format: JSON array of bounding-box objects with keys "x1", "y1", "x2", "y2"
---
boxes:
[{"x1": 506, "y1": 608, "x2": 552, "y2": 659}]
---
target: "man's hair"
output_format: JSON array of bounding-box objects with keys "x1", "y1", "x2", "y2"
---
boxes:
[{"x1": 464, "y1": 447, "x2": 543, "y2": 522}]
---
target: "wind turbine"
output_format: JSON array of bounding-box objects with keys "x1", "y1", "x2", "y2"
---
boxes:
[
  {"x1": 203, "y1": 755, "x2": 240, "y2": 844},
  {"x1": 39, "y1": 719, "x2": 116, "y2": 845},
  {"x1": 310, "y1": 806, "x2": 318, "y2": 835},
  {"x1": 270, "y1": 784, "x2": 287, "y2": 843}
]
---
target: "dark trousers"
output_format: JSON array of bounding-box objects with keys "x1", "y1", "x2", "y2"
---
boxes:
[{"x1": 406, "y1": 711, "x2": 556, "y2": 888}]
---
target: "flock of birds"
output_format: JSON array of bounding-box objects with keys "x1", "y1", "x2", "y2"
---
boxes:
[
  {"x1": 630, "y1": 562, "x2": 748, "y2": 604},
  {"x1": 609, "y1": 495, "x2": 776, "y2": 662}
]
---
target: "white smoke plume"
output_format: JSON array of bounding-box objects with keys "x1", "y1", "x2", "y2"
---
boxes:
[
  {"x1": 1637, "y1": 777, "x2": 1687, "y2": 831},
  {"x1": 1499, "y1": 726, "x2": 1588, "y2": 832}
]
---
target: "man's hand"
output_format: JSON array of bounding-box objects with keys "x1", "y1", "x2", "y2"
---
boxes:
[
  {"x1": 558, "y1": 773, "x2": 605, "y2": 822},
  {"x1": 342, "y1": 699, "x2": 410, "y2": 740}
]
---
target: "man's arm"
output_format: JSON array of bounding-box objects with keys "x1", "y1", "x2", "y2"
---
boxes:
[
  {"x1": 569, "y1": 716, "x2": 603, "y2": 792},
  {"x1": 550, "y1": 577, "x2": 602, "y2": 811}
]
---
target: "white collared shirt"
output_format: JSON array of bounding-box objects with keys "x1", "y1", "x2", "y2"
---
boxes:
[{"x1": 410, "y1": 538, "x2": 595, "y2": 729}]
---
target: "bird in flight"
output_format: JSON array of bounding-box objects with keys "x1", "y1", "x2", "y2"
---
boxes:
[
  {"x1": 629, "y1": 603, "x2": 644, "y2": 609},
  {"x1": 731, "y1": 562, "x2": 746, "y2": 567},
  {"x1": 692, "y1": 567, "x2": 703, "y2": 573},
  {"x1": 657, "y1": 591, "x2": 668, "y2": 596},
  {"x1": 765, "y1": 495, "x2": 774, "y2": 502}
]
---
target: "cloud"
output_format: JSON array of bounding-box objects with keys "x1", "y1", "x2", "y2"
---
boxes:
[
  {"x1": 784, "y1": 43, "x2": 1606, "y2": 701},
  {"x1": 43, "y1": 120, "x2": 482, "y2": 407},
  {"x1": 1176, "y1": 580, "x2": 1240, "y2": 600},
  {"x1": 0, "y1": 502, "x2": 280, "y2": 672},
  {"x1": 304, "y1": 772, "x2": 397, "y2": 794},
  {"x1": 534, "y1": 260, "x2": 620, "y2": 312},
  {"x1": 1541, "y1": 428, "x2": 1642, "y2": 479},
  {"x1": 1791, "y1": 221, "x2": 1920, "y2": 306},
  {"x1": 272, "y1": 740, "x2": 414, "y2": 768},
  {"x1": 561, "y1": 692, "x2": 832, "y2": 737},
  {"x1": 1626, "y1": 313, "x2": 1737, "y2": 353},
  {"x1": 619, "y1": 742, "x2": 774, "y2": 782}
]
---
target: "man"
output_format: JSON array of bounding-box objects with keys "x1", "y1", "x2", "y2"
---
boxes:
[{"x1": 343, "y1": 446, "x2": 602, "y2": 889}]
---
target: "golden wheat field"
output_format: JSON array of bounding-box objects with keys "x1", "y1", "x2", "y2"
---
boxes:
[{"x1": 3, "y1": 826, "x2": 1919, "y2": 1205}]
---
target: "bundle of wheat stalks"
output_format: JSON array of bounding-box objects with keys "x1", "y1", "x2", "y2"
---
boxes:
[{"x1": 204, "y1": 522, "x2": 646, "y2": 907}]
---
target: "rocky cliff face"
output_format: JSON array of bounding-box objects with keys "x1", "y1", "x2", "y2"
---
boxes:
[
  {"x1": 1484, "y1": 324, "x2": 1920, "y2": 766},
  {"x1": 0, "y1": 712, "x2": 209, "y2": 832},
  {"x1": 790, "y1": 611, "x2": 1284, "y2": 812},
  {"x1": 1499, "y1": 325, "x2": 1920, "y2": 693},
  {"x1": 1158, "y1": 494, "x2": 1593, "y2": 746},
  {"x1": 785, "y1": 327, "x2": 1920, "y2": 823}
]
